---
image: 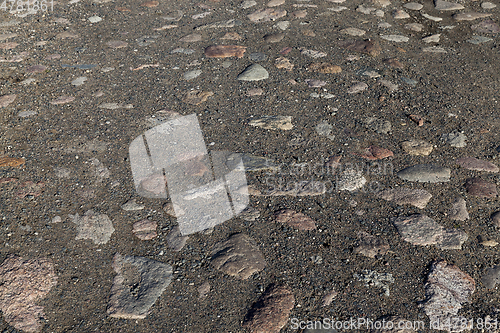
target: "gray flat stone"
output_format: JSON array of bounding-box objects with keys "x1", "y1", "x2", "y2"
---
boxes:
[
  {"x1": 397, "y1": 164, "x2": 451, "y2": 183},
  {"x1": 435, "y1": 0, "x2": 464, "y2": 10},
  {"x1": 378, "y1": 188, "x2": 432, "y2": 208},
  {"x1": 237, "y1": 64, "x2": 269, "y2": 81},
  {"x1": 437, "y1": 229, "x2": 468, "y2": 250},
  {"x1": 121, "y1": 199, "x2": 145, "y2": 211},
  {"x1": 107, "y1": 253, "x2": 173, "y2": 319},
  {"x1": 467, "y1": 35, "x2": 493, "y2": 44},
  {"x1": 453, "y1": 12, "x2": 491, "y2": 21},
  {"x1": 362, "y1": 116, "x2": 391, "y2": 134},
  {"x1": 392, "y1": 214, "x2": 444, "y2": 246},
  {"x1": 449, "y1": 197, "x2": 469, "y2": 221},
  {"x1": 69, "y1": 210, "x2": 115, "y2": 245},
  {"x1": 491, "y1": 211, "x2": 500, "y2": 227},
  {"x1": 482, "y1": 265, "x2": 500, "y2": 289},
  {"x1": 211, "y1": 233, "x2": 266, "y2": 279},
  {"x1": 166, "y1": 226, "x2": 189, "y2": 252},
  {"x1": 404, "y1": 2, "x2": 423, "y2": 10}
]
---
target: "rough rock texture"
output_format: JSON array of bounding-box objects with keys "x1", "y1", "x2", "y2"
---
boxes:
[
  {"x1": 481, "y1": 265, "x2": 500, "y2": 289},
  {"x1": 166, "y1": 226, "x2": 189, "y2": 252},
  {"x1": 448, "y1": 198, "x2": 469, "y2": 221},
  {"x1": 491, "y1": 211, "x2": 500, "y2": 227},
  {"x1": 243, "y1": 284, "x2": 295, "y2": 333},
  {"x1": 107, "y1": 253, "x2": 173, "y2": 319},
  {"x1": 274, "y1": 209, "x2": 317, "y2": 230},
  {"x1": 338, "y1": 39, "x2": 381, "y2": 56},
  {"x1": 0, "y1": 255, "x2": 57, "y2": 333},
  {"x1": 378, "y1": 188, "x2": 432, "y2": 209},
  {"x1": 465, "y1": 177, "x2": 497, "y2": 198},
  {"x1": 132, "y1": 219, "x2": 157, "y2": 240},
  {"x1": 392, "y1": 214, "x2": 468, "y2": 249},
  {"x1": 211, "y1": 233, "x2": 266, "y2": 279},
  {"x1": 353, "y1": 231, "x2": 390, "y2": 258},
  {"x1": 422, "y1": 261, "x2": 475, "y2": 331},
  {"x1": 69, "y1": 209, "x2": 115, "y2": 245},
  {"x1": 357, "y1": 145, "x2": 394, "y2": 160},
  {"x1": 249, "y1": 115, "x2": 292, "y2": 130},
  {"x1": 456, "y1": 157, "x2": 499, "y2": 172},
  {"x1": 401, "y1": 140, "x2": 433, "y2": 156},
  {"x1": 238, "y1": 206, "x2": 261, "y2": 221},
  {"x1": 354, "y1": 270, "x2": 394, "y2": 296}
]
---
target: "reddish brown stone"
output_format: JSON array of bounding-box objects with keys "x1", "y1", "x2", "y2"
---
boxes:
[
  {"x1": 0, "y1": 256, "x2": 57, "y2": 332},
  {"x1": 133, "y1": 219, "x2": 157, "y2": 240},
  {"x1": 338, "y1": 39, "x2": 381, "y2": 56},
  {"x1": 456, "y1": 157, "x2": 499, "y2": 172},
  {"x1": 357, "y1": 145, "x2": 394, "y2": 160},
  {"x1": 274, "y1": 209, "x2": 317, "y2": 230},
  {"x1": 204, "y1": 45, "x2": 246, "y2": 58},
  {"x1": 383, "y1": 58, "x2": 404, "y2": 68},
  {"x1": 243, "y1": 285, "x2": 295, "y2": 333},
  {"x1": 408, "y1": 114, "x2": 424, "y2": 126},
  {"x1": 465, "y1": 177, "x2": 497, "y2": 198}
]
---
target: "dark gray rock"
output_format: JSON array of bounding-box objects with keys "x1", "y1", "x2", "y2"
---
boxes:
[
  {"x1": 482, "y1": 265, "x2": 500, "y2": 289},
  {"x1": 107, "y1": 253, "x2": 173, "y2": 319}
]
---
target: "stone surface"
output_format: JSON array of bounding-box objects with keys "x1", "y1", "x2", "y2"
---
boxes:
[
  {"x1": 132, "y1": 219, "x2": 157, "y2": 240},
  {"x1": 183, "y1": 90, "x2": 214, "y2": 105},
  {"x1": 337, "y1": 169, "x2": 367, "y2": 191},
  {"x1": 435, "y1": 0, "x2": 464, "y2": 10},
  {"x1": 393, "y1": 9, "x2": 410, "y2": 19},
  {"x1": 237, "y1": 64, "x2": 269, "y2": 81},
  {"x1": 357, "y1": 145, "x2": 394, "y2": 160},
  {"x1": 307, "y1": 62, "x2": 342, "y2": 73},
  {"x1": 392, "y1": 214, "x2": 468, "y2": 249},
  {"x1": 211, "y1": 233, "x2": 266, "y2": 279},
  {"x1": 69, "y1": 210, "x2": 115, "y2": 245},
  {"x1": 422, "y1": 261, "x2": 475, "y2": 331},
  {"x1": 227, "y1": 153, "x2": 278, "y2": 172},
  {"x1": 471, "y1": 20, "x2": 500, "y2": 33},
  {"x1": 264, "y1": 33, "x2": 284, "y2": 43},
  {"x1": 275, "y1": 57, "x2": 294, "y2": 71},
  {"x1": 465, "y1": 177, "x2": 497, "y2": 198},
  {"x1": 441, "y1": 132, "x2": 467, "y2": 147},
  {"x1": 0, "y1": 255, "x2": 57, "y2": 333},
  {"x1": 354, "y1": 270, "x2": 394, "y2": 296},
  {"x1": 274, "y1": 209, "x2": 317, "y2": 230},
  {"x1": 107, "y1": 253, "x2": 173, "y2": 319},
  {"x1": 0, "y1": 94, "x2": 16, "y2": 107},
  {"x1": 449, "y1": 198, "x2": 469, "y2": 221},
  {"x1": 121, "y1": 199, "x2": 145, "y2": 211},
  {"x1": 341, "y1": 27, "x2": 366, "y2": 36},
  {"x1": 316, "y1": 121, "x2": 335, "y2": 140},
  {"x1": 0, "y1": 156, "x2": 25, "y2": 167},
  {"x1": 256, "y1": 180, "x2": 326, "y2": 196},
  {"x1": 205, "y1": 45, "x2": 246, "y2": 58},
  {"x1": 378, "y1": 188, "x2": 432, "y2": 209},
  {"x1": 243, "y1": 284, "x2": 294, "y2": 333},
  {"x1": 482, "y1": 265, "x2": 500, "y2": 289},
  {"x1": 380, "y1": 35, "x2": 409, "y2": 42},
  {"x1": 404, "y1": 2, "x2": 423, "y2": 10},
  {"x1": 362, "y1": 116, "x2": 391, "y2": 134},
  {"x1": 166, "y1": 226, "x2": 189, "y2": 251},
  {"x1": 353, "y1": 231, "x2": 390, "y2": 258},
  {"x1": 249, "y1": 116, "x2": 293, "y2": 130},
  {"x1": 397, "y1": 164, "x2": 450, "y2": 183},
  {"x1": 453, "y1": 12, "x2": 491, "y2": 21},
  {"x1": 248, "y1": 8, "x2": 287, "y2": 22},
  {"x1": 456, "y1": 157, "x2": 499, "y2": 172},
  {"x1": 491, "y1": 211, "x2": 500, "y2": 227},
  {"x1": 401, "y1": 140, "x2": 433, "y2": 156},
  {"x1": 348, "y1": 82, "x2": 368, "y2": 93},
  {"x1": 337, "y1": 39, "x2": 381, "y2": 56},
  {"x1": 238, "y1": 206, "x2": 261, "y2": 221},
  {"x1": 392, "y1": 214, "x2": 444, "y2": 246}
]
